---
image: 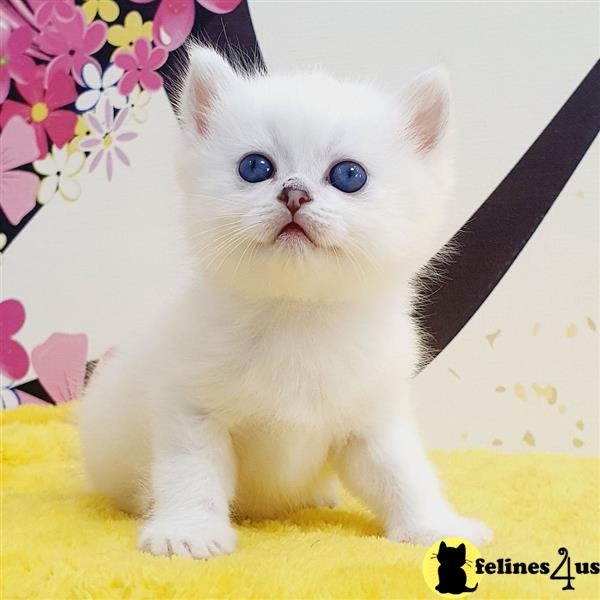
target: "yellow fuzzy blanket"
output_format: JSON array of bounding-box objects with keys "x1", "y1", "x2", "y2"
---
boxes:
[{"x1": 2, "y1": 404, "x2": 599, "y2": 599}]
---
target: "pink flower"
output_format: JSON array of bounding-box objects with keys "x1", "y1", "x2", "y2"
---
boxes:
[
  {"x1": 0, "y1": 1, "x2": 77, "y2": 62},
  {"x1": 114, "y1": 37, "x2": 166, "y2": 95},
  {"x1": 35, "y1": 6, "x2": 107, "y2": 86},
  {"x1": 0, "y1": 67, "x2": 77, "y2": 158},
  {"x1": 0, "y1": 299, "x2": 29, "y2": 382},
  {"x1": 28, "y1": 0, "x2": 78, "y2": 28},
  {"x1": 0, "y1": 24, "x2": 37, "y2": 103},
  {"x1": 31, "y1": 333, "x2": 88, "y2": 403},
  {"x1": 132, "y1": 0, "x2": 242, "y2": 51},
  {"x1": 0, "y1": 116, "x2": 39, "y2": 225},
  {"x1": 0, "y1": 1, "x2": 36, "y2": 31},
  {"x1": 80, "y1": 97, "x2": 138, "y2": 181}
]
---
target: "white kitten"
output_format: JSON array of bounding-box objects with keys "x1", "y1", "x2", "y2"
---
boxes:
[{"x1": 79, "y1": 46, "x2": 492, "y2": 559}]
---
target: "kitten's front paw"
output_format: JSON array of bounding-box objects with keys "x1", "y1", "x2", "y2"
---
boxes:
[
  {"x1": 305, "y1": 477, "x2": 340, "y2": 509},
  {"x1": 138, "y1": 517, "x2": 237, "y2": 559},
  {"x1": 387, "y1": 514, "x2": 493, "y2": 547}
]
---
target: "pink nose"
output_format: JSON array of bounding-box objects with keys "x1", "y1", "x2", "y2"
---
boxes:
[{"x1": 278, "y1": 186, "x2": 312, "y2": 215}]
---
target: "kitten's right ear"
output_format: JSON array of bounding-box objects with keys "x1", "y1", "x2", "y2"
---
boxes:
[
  {"x1": 399, "y1": 67, "x2": 450, "y2": 155},
  {"x1": 181, "y1": 46, "x2": 237, "y2": 135}
]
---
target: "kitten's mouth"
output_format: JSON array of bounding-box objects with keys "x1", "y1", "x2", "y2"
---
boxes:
[{"x1": 275, "y1": 222, "x2": 314, "y2": 245}]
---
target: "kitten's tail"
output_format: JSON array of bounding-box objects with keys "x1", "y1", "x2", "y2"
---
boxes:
[{"x1": 464, "y1": 583, "x2": 479, "y2": 592}]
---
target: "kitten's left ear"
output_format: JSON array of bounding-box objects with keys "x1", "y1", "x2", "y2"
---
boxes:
[
  {"x1": 180, "y1": 45, "x2": 238, "y2": 135},
  {"x1": 399, "y1": 67, "x2": 451, "y2": 155}
]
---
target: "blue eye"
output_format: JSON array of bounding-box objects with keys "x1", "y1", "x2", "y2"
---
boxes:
[
  {"x1": 238, "y1": 153, "x2": 274, "y2": 183},
  {"x1": 329, "y1": 161, "x2": 367, "y2": 193}
]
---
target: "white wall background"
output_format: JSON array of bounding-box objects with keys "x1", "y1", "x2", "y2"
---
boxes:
[{"x1": 4, "y1": 1, "x2": 598, "y2": 454}]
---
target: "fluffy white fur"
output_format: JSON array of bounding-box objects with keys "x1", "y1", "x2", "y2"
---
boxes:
[{"x1": 79, "y1": 46, "x2": 492, "y2": 559}]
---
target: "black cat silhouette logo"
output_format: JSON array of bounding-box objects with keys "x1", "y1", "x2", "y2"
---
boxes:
[
  {"x1": 422, "y1": 537, "x2": 483, "y2": 597},
  {"x1": 435, "y1": 541, "x2": 479, "y2": 594}
]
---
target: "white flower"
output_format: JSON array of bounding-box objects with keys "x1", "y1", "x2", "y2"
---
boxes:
[
  {"x1": 76, "y1": 63, "x2": 127, "y2": 113},
  {"x1": 1, "y1": 387, "x2": 20, "y2": 409},
  {"x1": 33, "y1": 145, "x2": 86, "y2": 204},
  {"x1": 128, "y1": 85, "x2": 151, "y2": 123}
]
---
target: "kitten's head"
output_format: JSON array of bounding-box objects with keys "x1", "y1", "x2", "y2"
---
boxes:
[
  {"x1": 437, "y1": 541, "x2": 467, "y2": 567},
  {"x1": 177, "y1": 46, "x2": 453, "y2": 301}
]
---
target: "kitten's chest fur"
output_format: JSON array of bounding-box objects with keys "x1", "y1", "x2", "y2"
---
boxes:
[{"x1": 190, "y1": 285, "x2": 417, "y2": 432}]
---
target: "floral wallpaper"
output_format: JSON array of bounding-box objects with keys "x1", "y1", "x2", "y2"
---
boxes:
[
  {"x1": 0, "y1": 298, "x2": 90, "y2": 408},
  {"x1": 0, "y1": 0, "x2": 256, "y2": 408}
]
